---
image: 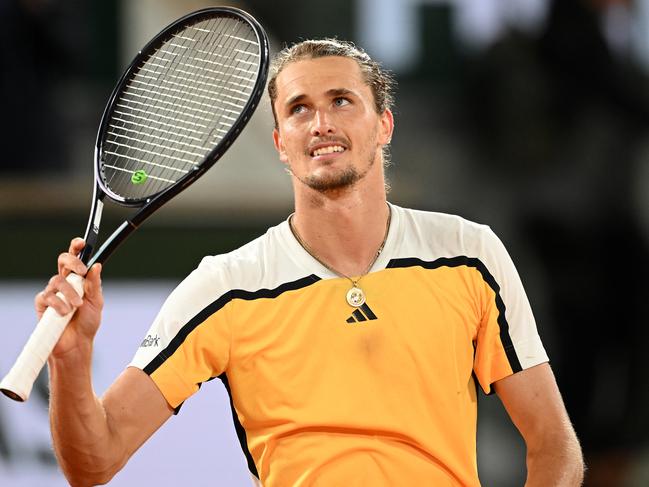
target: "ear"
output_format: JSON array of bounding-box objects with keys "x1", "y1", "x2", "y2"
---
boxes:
[
  {"x1": 273, "y1": 128, "x2": 289, "y2": 164},
  {"x1": 378, "y1": 109, "x2": 394, "y2": 145}
]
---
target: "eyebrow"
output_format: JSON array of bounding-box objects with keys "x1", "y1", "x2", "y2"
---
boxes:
[
  {"x1": 284, "y1": 88, "x2": 358, "y2": 107},
  {"x1": 327, "y1": 88, "x2": 355, "y2": 98}
]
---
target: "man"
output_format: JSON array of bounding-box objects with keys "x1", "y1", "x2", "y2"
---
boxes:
[{"x1": 41, "y1": 39, "x2": 584, "y2": 486}]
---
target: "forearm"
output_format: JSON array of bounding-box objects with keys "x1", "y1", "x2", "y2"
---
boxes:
[
  {"x1": 48, "y1": 345, "x2": 123, "y2": 486},
  {"x1": 525, "y1": 433, "x2": 585, "y2": 487}
]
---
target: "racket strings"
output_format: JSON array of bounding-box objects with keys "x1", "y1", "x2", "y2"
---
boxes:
[
  {"x1": 102, "y1": 14, "x2": 261, "y2": 200},
  {"x1": 109, "y1": 17, "x2": 257, "y2": 195}
]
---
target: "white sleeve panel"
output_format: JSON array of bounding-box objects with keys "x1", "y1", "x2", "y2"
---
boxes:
[
  {"x1": 475, "y1": 226, "x2": 549, "y2": 371},
  {"x1": 129, "y1": 254, "x2": 233, "y2": 372}
]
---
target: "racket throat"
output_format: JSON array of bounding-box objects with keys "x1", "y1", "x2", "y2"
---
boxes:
[
  {"x1": 86, "y1": 220, "x2": 138, "y2": 267},
  {"x1": 80, "y1": 191, "x2": 106, "y2": 264}
]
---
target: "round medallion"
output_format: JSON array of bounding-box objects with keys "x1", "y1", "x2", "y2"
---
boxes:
[{"x1": 346, "y1": 286, "x2": 366, "y2": 307}]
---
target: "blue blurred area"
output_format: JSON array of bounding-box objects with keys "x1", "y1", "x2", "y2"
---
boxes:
[
  {"x1": 0, "y1": 282, "x2": 252, "y2": 486},
  {"x1": 1, "y1": 0, "x2": 648, "y2": 485}
]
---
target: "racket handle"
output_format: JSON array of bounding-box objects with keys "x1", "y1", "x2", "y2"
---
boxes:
[{"x1": 0, "y1": 273, "x2": 85, "y2": 402}]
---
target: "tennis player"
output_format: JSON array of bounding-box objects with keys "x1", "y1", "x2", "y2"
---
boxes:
[{"x1": 40, "y1": 39, "x2": 584, "y2": 486}]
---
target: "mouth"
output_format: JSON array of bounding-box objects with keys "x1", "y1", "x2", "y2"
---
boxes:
[
  {"x1": 309, "y1": 143, "x2": 347, "y2": 158},
  {"x1": 311, "y1": 145, "x2": 346, "y2": 157}
]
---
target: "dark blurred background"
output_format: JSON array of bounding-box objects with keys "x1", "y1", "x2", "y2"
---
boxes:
[{"x1": 1, "y1": 0, "x2": 648, "y2": 485}]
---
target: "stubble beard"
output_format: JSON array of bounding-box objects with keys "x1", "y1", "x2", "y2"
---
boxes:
[
  {"x1": 304, "y1": 165, "x2": 360, "y2": 192},
  {"x1": 298, "y1": 147, "x2": 378, "y2": 195}
]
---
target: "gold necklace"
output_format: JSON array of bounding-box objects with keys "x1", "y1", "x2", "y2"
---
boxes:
[{"x1": 288, "y1": 206, "x2": 391, "y2": 308}]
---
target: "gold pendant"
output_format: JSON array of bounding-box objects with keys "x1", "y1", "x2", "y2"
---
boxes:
[{"x1": 346, "y1": 286, "x2": 365, "y2": 307}]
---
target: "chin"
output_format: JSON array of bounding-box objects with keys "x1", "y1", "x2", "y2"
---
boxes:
[{"x1": 304, "y1": 167, "x2": 360, "y2": 193}]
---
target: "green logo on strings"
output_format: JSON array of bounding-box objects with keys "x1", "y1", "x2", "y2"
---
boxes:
[{"x1": 131, "y1": 169, "x2": 148, "y2": 185}]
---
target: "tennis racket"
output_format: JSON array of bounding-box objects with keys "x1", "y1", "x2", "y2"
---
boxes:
[{"x1": 0, "y1": 6, "x2": 269, "y2": 402}]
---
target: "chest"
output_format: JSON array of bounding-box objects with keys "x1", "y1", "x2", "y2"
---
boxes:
[{"x1": 227, "y1": 266, "x2": 485, "y2": 402}]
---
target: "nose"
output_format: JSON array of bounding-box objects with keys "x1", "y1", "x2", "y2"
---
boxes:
[{"x1": 310, "y1": 109, "x2": 336, "y2": 136}]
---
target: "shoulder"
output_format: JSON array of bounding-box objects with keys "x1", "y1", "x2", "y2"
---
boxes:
[
  {"x1": 152, "y1": 221, "x2": 297, "y2": 326},
  {"x1": 390, "y1": 204, "x2": 500, "y2": 261},
  {"x1": 193, "y1": 220, "x2": 293, "y2": 291}
]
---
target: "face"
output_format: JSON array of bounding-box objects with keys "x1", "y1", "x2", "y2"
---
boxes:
[{"x1": 272, "y1": 56, "x2": 393, "y2": 194}]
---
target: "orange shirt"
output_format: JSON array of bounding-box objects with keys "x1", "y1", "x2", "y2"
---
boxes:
[{"x1": 131, "y1": 204, "x2": 548, "y2": 486}]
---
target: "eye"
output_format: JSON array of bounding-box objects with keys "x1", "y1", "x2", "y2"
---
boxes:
[
  {"x1": 290, "y1": 104, "x2": 307, "y2": 115},
  {"x1": 334, "y1": 97, "x2": 350, "y2": 107}
]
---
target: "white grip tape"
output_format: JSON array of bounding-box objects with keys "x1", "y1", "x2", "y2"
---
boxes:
[{"x1": 0, "y1": 273, "x2": 85, "y2": 402}]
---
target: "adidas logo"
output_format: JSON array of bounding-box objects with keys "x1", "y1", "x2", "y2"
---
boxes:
[{"x1": 346, "y1": 303, "x2": 378, "y2": 323}]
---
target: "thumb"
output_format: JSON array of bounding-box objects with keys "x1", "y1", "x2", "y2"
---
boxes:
[{"x1": 83, "y1": 263, "x2": 104, "y2": 305}]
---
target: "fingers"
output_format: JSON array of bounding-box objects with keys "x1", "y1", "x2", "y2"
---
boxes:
[
  {"x1": 68, "y1": 237, "x2": 86, "y2": 256},
  {"x1": 58, "y1": 238, "x2": 88, "y2": 277},
  {"x1": 84, "y1": 264, "x2": 104, "y2": 307},
  {"x1": 37, "y1": 238, "x2": 88, "y2": 317},
  {"x1": 35, "y1": 289, "x2": 71, "y2": 317},
  {"x1": 37, "y1": 275, "x2": 84, "y2": 316},
  {"x1": 57, "y1": 252, "x2": 88, "y2": 277},
  {"x1": 34, "y1": 290, "x2": 49, "y2": 316},
  {"x1": 36, "y1": 238, "x2": 104, "y2": 319}
]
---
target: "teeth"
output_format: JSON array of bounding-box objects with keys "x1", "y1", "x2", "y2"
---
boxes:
[{"x1": 312, "y1": 145, "x2": 345, "y2": 157}]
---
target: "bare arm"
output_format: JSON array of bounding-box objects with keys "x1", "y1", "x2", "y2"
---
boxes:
[
  {"x1": 494, "y1": 363, "x2": 585, "y2": 487},
  {"x1": 43, "y1": 239, "x2": 173, "y2": 486},
  {"x1": 49, "y1": 363, "x2": 173, "y2": 486}
]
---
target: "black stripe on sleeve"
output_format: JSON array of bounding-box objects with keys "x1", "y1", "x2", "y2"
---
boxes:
[
  {"x1": 386, "y1": 256, "x2": 523, "y2": 374},
  {"x1": 218, "y1": 373, "x2": 259, "y2": 479},
  {"x1": 143, "y1": 274, "x2": 320, "y2": 376}
]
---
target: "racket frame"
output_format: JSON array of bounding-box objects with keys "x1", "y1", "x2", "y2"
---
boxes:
[
  {"x1": 1, "y1": 6, "x2": 269, "y2": 402},
  {"x1": 80, "y1": 6, "x2": 269, "y2": 266}
]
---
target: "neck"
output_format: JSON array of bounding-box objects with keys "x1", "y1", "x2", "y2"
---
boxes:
[{"x1": 290, "y1": 174, "x2": 390, "y2": 277}]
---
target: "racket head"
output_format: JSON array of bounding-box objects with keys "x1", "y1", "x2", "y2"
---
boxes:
[{"x1": 94, "y1": 6, "x2": 269, "y2": 208}]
